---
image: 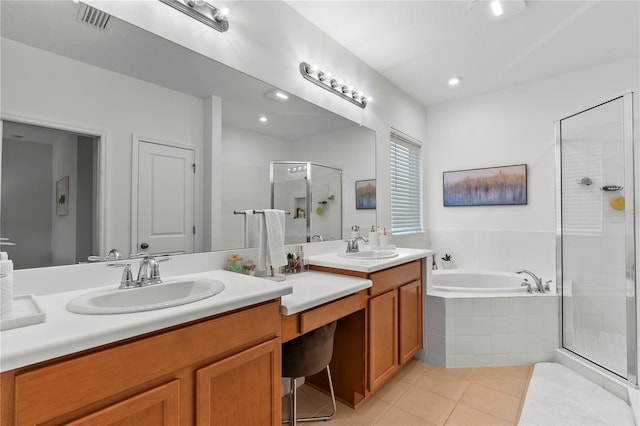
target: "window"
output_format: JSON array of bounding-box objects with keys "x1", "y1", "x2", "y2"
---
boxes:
[{"x1": 390, "y1": 129, "x2": 423, "y2": 235}]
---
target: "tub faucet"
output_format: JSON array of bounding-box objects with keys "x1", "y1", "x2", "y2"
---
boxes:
[
  {"x1": 344, "y1": 236, "x2": 369, "y2": 253},
  {"x1": 517, "y1": 270, "x2": 544, "y2": 293}
]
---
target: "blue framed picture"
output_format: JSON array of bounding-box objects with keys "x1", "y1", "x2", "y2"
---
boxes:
[{"x1": 355, "y1": 179, "x2": 376, "y2": 209}]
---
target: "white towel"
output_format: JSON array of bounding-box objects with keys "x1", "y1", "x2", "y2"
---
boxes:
[
  {"x1": 263, "y1": 209, "x2": 287, "y2": 268},
  {"x1": 244, "y1": 210, "x2": 261, "y2": 248}
]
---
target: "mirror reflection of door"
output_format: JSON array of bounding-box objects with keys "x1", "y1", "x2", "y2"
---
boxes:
[
  {"x1": 135, "y1": 140, "x2": 195, "y2": 256},
  {"x1": 0, "y1": 120, "x2": 98, "y2": 269}
]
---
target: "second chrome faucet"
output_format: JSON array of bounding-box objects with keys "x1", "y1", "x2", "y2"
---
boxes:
[{"x1": 111, "y1": 255, "x2": 171, "y2": 289}]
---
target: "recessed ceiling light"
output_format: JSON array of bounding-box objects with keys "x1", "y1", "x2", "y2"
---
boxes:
[
  {"x1": 265, "y1": 89, "x2": 290, "y2": 102},
  {"x1": 490, "y1": 0, "x2": 503, "y2": 16},
  {"x1": 259, "y1": 116, "x2": 268, "y2": 123},
  {"x1": 448, "y1": 76, "x2": 463, "y2": 86}
]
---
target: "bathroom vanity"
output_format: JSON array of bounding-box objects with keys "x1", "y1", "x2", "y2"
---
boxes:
[
  {"x1": 0, "y1": 270, "x2": 291, "y2": 425},
  {"x1": 1, "y1": 301, "x2": 281, "y2": 425},
  {"x1": 0, "y1": 249, "x2": 430, "y2": 424},
  {"x1": 308, "y1": 248, "x2": 428, "y2": 404}
]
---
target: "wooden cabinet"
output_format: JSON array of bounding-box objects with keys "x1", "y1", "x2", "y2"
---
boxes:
[
  {"x1": 368, "y1": 261, "x2": 422, "y2": 392},
  {"x1": 368, "y1": 289, "x2": 398, "y2": 391},
  {"x1": 1, "y1": 300, "x2": 282, "y2": 426},
  {"x1": 398, "y1": 279, "x2": 422, "y2": 365},
  {"x1": 197, "y1": 338, "x2": 281, "y2": 426},
  {"x1": 311, "y1": 259, "x2": 423, "y2": 398}
]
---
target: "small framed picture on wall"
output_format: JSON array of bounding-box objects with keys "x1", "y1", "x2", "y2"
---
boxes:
[
  {"x1": 56, "y1": 176, "x2": 69, "y2": 216},
  {"x1": 355, "y1": 179, "x2": 376, "y2": 209}
]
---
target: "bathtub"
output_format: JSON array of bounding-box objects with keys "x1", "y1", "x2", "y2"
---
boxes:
[
  {"x1": 424, "y1": 269, "x2": 559, "y2": 368},
  {"x1": 431, "y1": 269, "x2": 529, "y2": 295}
]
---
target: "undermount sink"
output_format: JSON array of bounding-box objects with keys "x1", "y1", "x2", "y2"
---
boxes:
[
  {"x1": 66, "y1": 278, "x2": 225, "y2": 315},
  {"x1": 337, "y1": 250, "x2": 399, "y2": 260}
]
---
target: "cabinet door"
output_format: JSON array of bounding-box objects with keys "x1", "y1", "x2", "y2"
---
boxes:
[
  {"x1": 196, "y1": 338, "x2": 281, "y2": 426},
  {"x1": 368, "y1": 290, "x2": 398, "y2": 392},
  {"x1": 66, "y1": 380, "x2": 181, "y2": 426},
  {"x1": 398, "y1": 279, "x2": 423, "y2": 365}
]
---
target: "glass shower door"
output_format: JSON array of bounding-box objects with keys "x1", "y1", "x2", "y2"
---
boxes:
[{"x1": 557, "y1": 93, "x2": 636, "y2": 382}]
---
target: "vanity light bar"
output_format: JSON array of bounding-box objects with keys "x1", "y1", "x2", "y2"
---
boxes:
[
  {"x1": 299, "y1": 62, "x2": 370, "y2": 109},
  {"x1": 159, "y1": 0, "x2": 229, "y2": 33}
]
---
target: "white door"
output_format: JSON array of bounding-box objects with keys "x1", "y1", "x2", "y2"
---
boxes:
[{"x1": 137, "y1": 141, "x2": 195, "y2": 255}]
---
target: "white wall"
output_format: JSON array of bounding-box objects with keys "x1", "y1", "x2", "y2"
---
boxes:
[
  {"x1": 85, "y1": 0, "x2": 430, "y2": 246},
  {"x1": 425, "y1": 57, "x2": 640, "y2": 283},
  {"x1": 1, "y1": 38, "x2": 205, "y2": 256}
]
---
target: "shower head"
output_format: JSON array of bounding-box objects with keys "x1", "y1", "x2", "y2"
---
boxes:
[{"x1": 578, "y1": 177, "x2": 593, "y2": 186}]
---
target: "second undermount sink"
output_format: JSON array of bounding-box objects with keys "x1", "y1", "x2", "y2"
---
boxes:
[
  {"x1": 66, "y1": 278, "x2": 225, "y2": 315},
  {"x1": 337, "y1": 250, "x2": 399, "y2": 260}
]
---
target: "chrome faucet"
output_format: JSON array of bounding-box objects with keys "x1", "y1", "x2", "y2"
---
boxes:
[
  {"x1": 136, "y1": 255, "x2": 162, "y2": 286},
  {"x1": 107, "y1": 248, "x2": 121, "y2": 260},
  {"x1": 344, "y1": 236, "x2": 369, "y2": 253},
  {"x1": 113, "y1": 255, "x2": 170, "y2": 289},
  {"x1": 517, "y1": 270, "x2": 544, "y2": 293}
]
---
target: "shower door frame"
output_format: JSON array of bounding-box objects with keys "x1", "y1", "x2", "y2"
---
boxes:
[{"x1": 555, "y1": 90, "x2": 637, "y2": 386}]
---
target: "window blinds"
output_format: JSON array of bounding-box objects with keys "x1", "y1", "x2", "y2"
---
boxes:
[{"x1": 390, "y1": 130, "x2": 423, "y2": 235}]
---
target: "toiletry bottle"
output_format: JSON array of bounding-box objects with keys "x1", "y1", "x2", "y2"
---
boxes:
[
  {"x1": 369, "y1": 225, "x2": 380, "y2": 246},
  {"x1": 379, "y1": 227, "x2": 389, "y2": 246},
  {"x1": 0, "y1": 252, "x2": 14, "y2": 320},
  {"x1": 296, "y1": 245, "x2": 305, "y2": 272}
]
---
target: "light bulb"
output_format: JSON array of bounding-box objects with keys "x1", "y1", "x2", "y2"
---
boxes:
[
  {"x1": 259, "y1": 116, "x2": 268, "y2": 123},
  {"x1": 275, "y1": 91, "x2": 289, "y2": 100},
  {"x1": 448, "y1": 76, "x2": 462, "y2": 86},
  {"x1": 491, "y1": 0, "x2": 503, "y2": 16},
  {"x1": 216, "y1": 7, "x2": 229, "y2": 18}
]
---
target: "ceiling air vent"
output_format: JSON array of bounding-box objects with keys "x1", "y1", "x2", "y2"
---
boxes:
[{"x1": 76, "y1": 4, "x2": 111, "y2": 31}]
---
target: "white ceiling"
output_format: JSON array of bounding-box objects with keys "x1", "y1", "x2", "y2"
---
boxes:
[{"x1": 287, "y1": 0, "x2": 640, "y2": 107}]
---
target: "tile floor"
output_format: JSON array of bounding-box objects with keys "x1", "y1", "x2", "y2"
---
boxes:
[{"x1": 283, "y1": 360, "x2": 533, "y2": 425}]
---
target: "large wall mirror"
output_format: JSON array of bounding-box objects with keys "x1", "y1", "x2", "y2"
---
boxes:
[{"x1": 0, "y1": 0, "x2": 376, "y2": 270}]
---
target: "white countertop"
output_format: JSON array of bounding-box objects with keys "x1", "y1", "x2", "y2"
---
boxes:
[
  {"x1": 1, "y1": 247, "x2": 432, "y2": 373},
  {"x1": 0, "y1": 270, "x2": 291, "y2": 372},
  {"x1": 309, "y1": 247, "x2": 432, "y2": 273},
  {"x1": 280, "y1": 271, "x2": 372, "y2": 315}
]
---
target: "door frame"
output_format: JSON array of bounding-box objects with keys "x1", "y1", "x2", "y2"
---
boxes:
[
  {"x1": 131, "y1": 134, "x2": 201, "y2": 255},
  {"x1": 1, "y1": 111, "x2": 107, "y2": 257}
]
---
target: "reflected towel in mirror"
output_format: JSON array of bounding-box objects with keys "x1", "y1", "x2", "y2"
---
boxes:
[
  {"x1": 244, "y1": 210, "x2": 261, "y2": 248},
  {"x1": 257, "y1": 209, "x2": 287, "y2": 271}
]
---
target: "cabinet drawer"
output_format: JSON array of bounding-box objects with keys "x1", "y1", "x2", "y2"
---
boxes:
[
  {"x1": 300, "y1": 290, "x2": 367, "y2": 334},
  {"x1": 369, "y1": 260, "x2": 421, "y2": 297},
  {"x1": 66, "y1": 380, "x2": 181, "y2": 426}
]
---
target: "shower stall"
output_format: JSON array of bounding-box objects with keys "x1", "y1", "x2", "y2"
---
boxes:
[
  {"x1": 270, "y1": 161, "x2": 342, "y2": 244},
  {"x1": 555, "y1": 91, "x2": 637, "y2": 385}
]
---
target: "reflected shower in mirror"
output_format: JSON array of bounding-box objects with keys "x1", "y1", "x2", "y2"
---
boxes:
[
  {"x1": 270, "y1": 162, "x2": 342, "y2": 245},
  {"x1": 0, "y1": 0, "x2": 376, "y2": 269}
]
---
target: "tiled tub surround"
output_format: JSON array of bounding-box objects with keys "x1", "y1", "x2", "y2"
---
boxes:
[
  {"x1": 428, "y1": 228, "x2": 556, "y2": 286},
  {"x1": 427, "y1": 284, "x2": 558, "y2": 368}
]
